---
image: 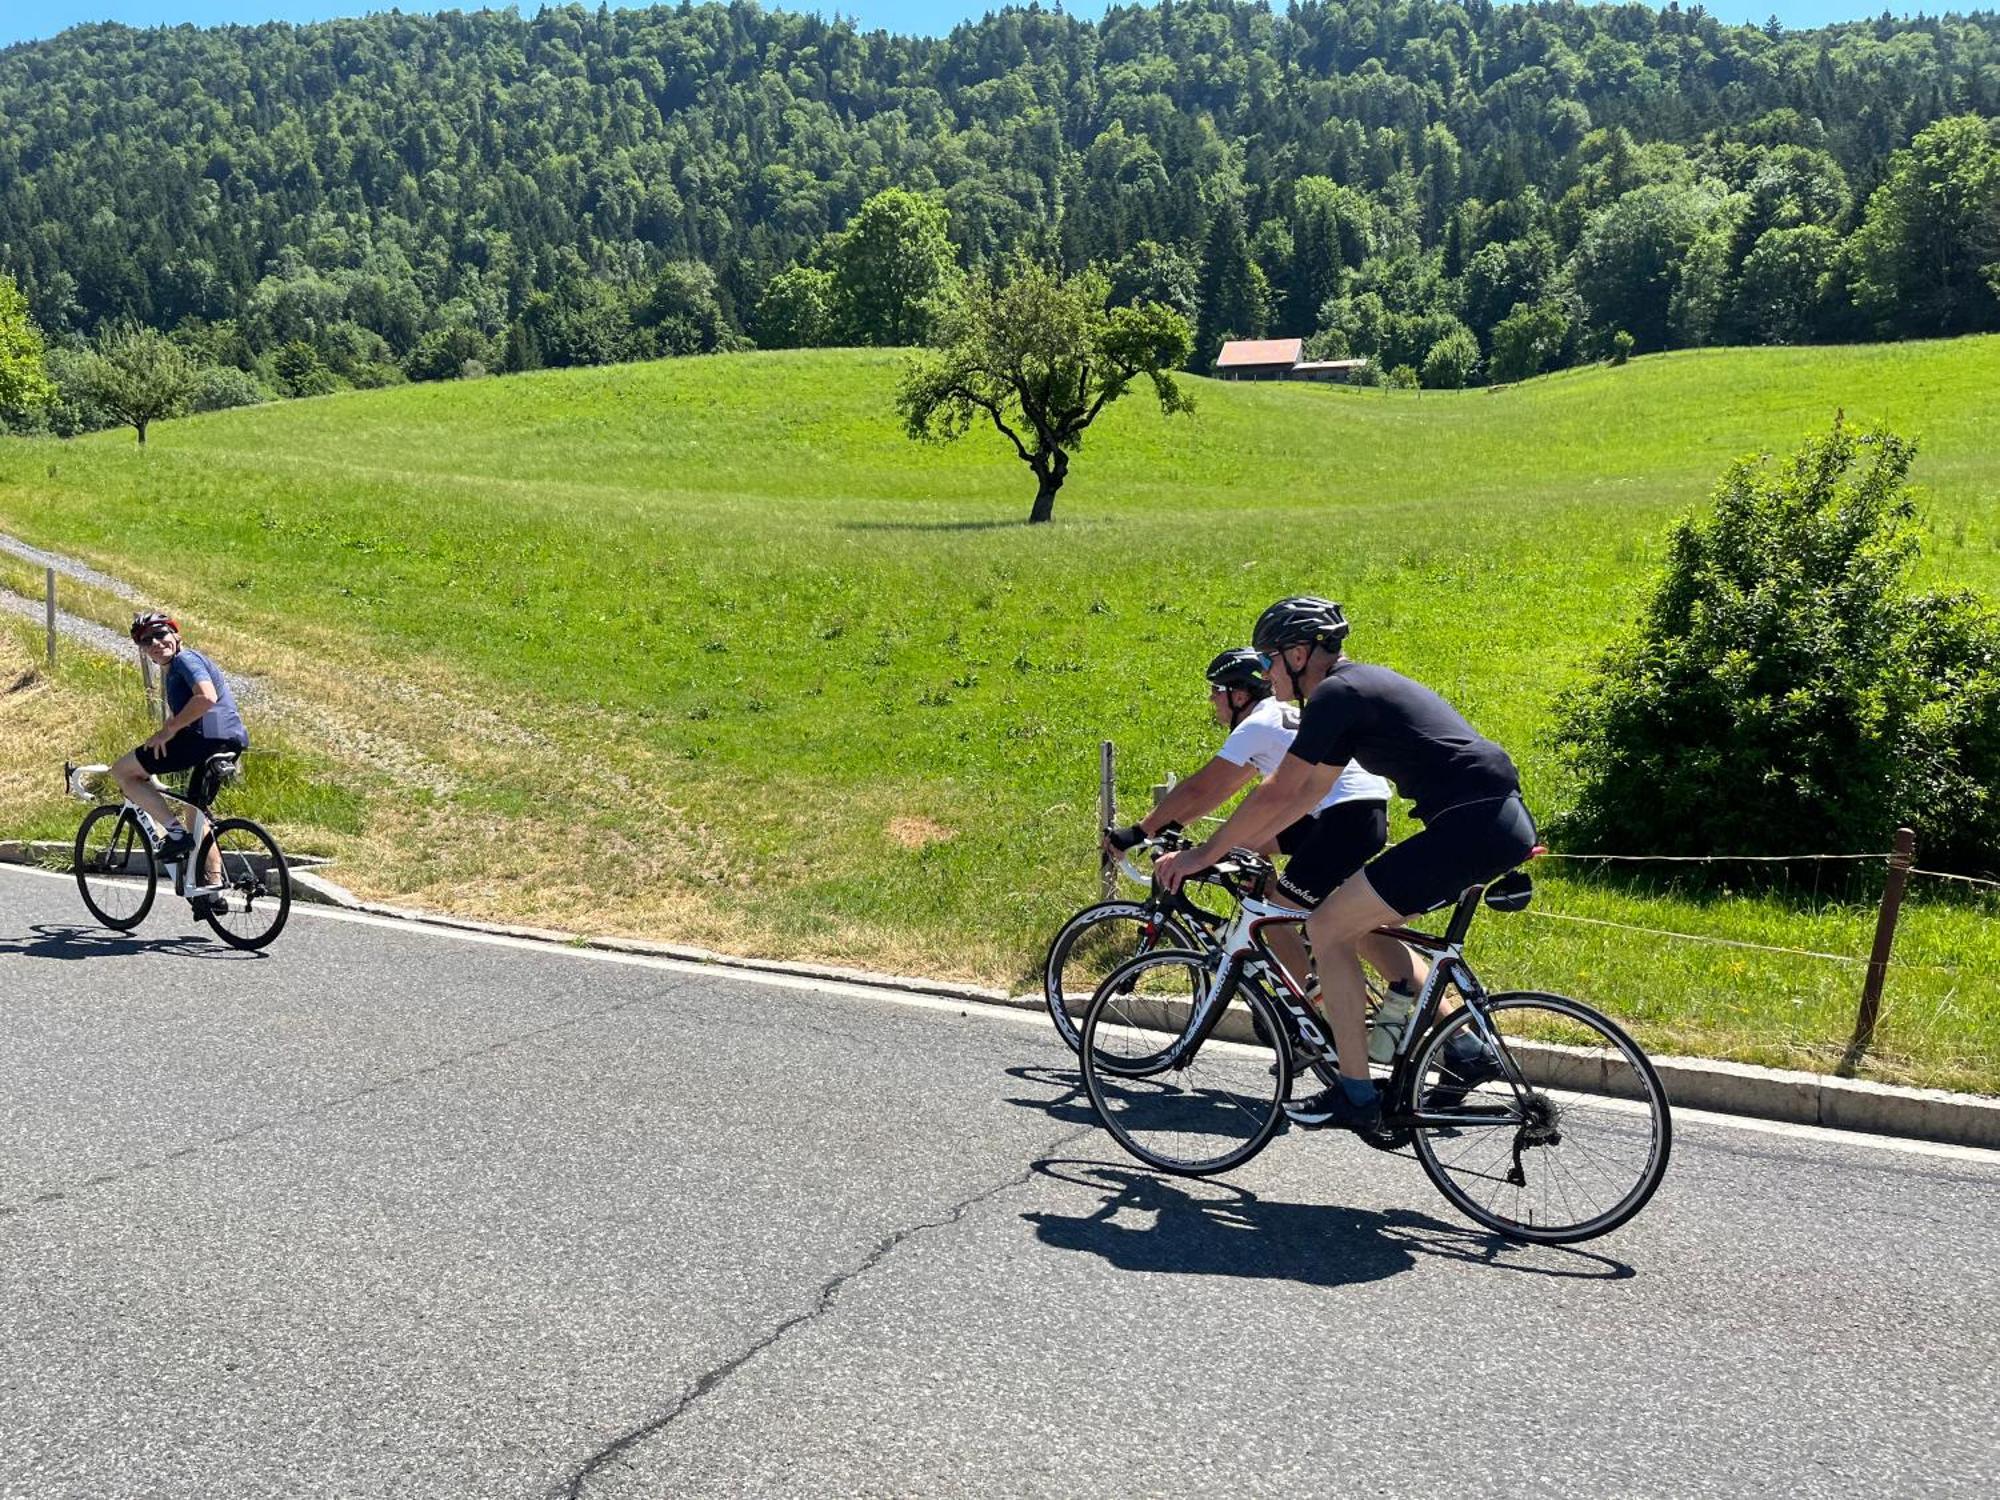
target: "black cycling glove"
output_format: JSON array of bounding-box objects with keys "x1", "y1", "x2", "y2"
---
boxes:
[{"x1": 1105, "y1": 823, "x2": 1149, "y2": 851}]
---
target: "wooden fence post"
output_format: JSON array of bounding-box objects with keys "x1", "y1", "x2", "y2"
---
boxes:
[
  {"x1": 1098, "y1": 739, "x2": 1116, "y2": 898},
  {"x1": 140, "y1": 649, "x2": 159, "y2": 722},
  {"x1": 1843, "y1": 826, "x2": 1917, "y2": 1072},
  {"x1": 44, "y1": 567, "x2": 56, "y2": 669}
]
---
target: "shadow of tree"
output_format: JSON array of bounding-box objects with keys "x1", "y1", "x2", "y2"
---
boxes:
[{"x1": 835, "y1": 518, "x2": 1036, "y2": 533}]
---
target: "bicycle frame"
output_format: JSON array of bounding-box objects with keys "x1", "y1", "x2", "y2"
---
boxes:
[
  {"x1": 1163, "y1": 874, "x2": 1535, "y2": 1127},
  {"x1": 66, "y1": 761, "x2": 227, "y2": 897}
]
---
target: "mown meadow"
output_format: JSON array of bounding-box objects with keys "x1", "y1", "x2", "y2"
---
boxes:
[{"x1": 1, "y1": 339, "x2": 1995, "y2": 1089}]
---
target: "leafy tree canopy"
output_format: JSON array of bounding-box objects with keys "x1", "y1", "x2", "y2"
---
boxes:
[{"x1": 897, "y1": 263, "x2": 1192, "y2": 522}]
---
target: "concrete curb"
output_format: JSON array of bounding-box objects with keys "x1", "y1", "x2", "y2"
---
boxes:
[{"x1": 5, "y1": 842, "x2": 1996, "y2": 1149}]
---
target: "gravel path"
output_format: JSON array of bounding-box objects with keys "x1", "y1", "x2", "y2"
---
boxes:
[{"x1": 0, "y1": 531, "x2": 142, "y2": 601}]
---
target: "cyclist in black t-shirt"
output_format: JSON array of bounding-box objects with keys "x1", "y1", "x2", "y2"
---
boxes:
[{"x1": 1154, "y1": 596, "x2": 1536, "y2": 1133}]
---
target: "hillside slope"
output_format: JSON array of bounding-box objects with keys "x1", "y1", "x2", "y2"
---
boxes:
[{"x1": 2, "y1": 339, "x2": 1994, "y2": 1087}]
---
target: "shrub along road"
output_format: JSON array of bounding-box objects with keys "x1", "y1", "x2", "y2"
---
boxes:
[{"x1": 0, "y1": 863, "x2": 1994, "y2": 1498}]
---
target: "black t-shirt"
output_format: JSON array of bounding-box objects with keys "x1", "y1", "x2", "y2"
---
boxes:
[{"x1": 1288, "y1": 660, "x2": 1519, "y2": 823}]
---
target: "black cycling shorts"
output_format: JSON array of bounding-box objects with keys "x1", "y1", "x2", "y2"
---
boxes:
[
  {"x1": 1274, "y1": 800, "x2": 1390, "y2": 908},
  {"x1": 135, "y1": 731, "x2": 246, "y2": 806},
  {"x1": 1362, "y1": 794, "x2": 1537, "y2": 917}
]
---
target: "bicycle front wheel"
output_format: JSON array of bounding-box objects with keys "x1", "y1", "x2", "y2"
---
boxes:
[
  {"x1": 1080, "y1": 951, "x2": 1289, "y2": 1177},
  {"x1": 1041, "y1": 900, "x2": 1201, "y2": 1055},
  {"x1": 195, "y1": 817, "x2": 291, "y2": 950},
  {"x1": 1409, "y1": 991, "x2": 1671, "y2": 1244},
  {"x1": 74, "y1": 805, "x2": 156, "y2": 930}
]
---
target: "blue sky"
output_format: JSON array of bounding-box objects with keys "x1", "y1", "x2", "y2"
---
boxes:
[{"x1": 0, "y1": 3, "x2": 1937, "y2": 52}]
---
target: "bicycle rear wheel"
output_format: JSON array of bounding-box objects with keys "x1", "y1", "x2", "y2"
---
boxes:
[
  {"x1": 194, "y1": 817, "x2": 291, "y2": 950},
  {"x1": 1041, "y1": 900, "x2": 1201, "y2": 1055},
  {"x1": 1080, "y1": 951, "x2": 1289, "y2": 1177},
  {"x1": 74, "y1": 805, "x2": 156, "y2": 930},
  {"x1": 1408, "y1": 991, "x2": 1671, "y2": 1244}
]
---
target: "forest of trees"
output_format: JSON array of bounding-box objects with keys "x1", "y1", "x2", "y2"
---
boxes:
[{"x1": 1, "y1": 0, "x2": 1997, "y2": 430}]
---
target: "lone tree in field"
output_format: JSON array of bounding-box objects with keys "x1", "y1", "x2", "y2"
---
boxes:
[
  {"x1": 897, "y1": 265, "x2": 1193, "y2": 524},
  {"x1": 73, "y1": 323, "x2": 196, "y2": 444}
]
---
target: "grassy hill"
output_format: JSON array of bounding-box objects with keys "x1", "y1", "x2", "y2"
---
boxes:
[{"x1": 2, "y1": 340, "x2": 1996, "y2": 1089}]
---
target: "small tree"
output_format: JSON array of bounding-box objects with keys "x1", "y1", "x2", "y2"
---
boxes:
[
  {"x1": 834, "y1": 189, "x2": 959, "y2": 346},
  {"x1": 188, "y1": 365, "x2": 270, "y2": 412},
  {"x1": 1555, "y1": 416, "x2": 2000, "y2": 874},
  {"x1": 72, "y1": 323, "x2": 197, "y2": 444},
  {"x1": 635, "y1": 259, "x2": 740, "y2": 356},
  {"x1": 404, "y1": 324, "x2": 497, "y2": 382},
  {"x1": 0, "y1": 273, "x2": 54, "y2": 427},
  {"x1": 755, "y1": 266, "x2": 836, "y2": 349},
  {"x1": 1420, "y1": 327, "x2": 1482, "y2": 389},
  {"x1": 1490, "y1": 301, "x2": 1571, "y2": 382},
  {"x1": 273, "y1": 340, "x2": 338, "y2": 397},
  {"x1": 897, "y1": 264, "x2": 1193, "y2": 524}
]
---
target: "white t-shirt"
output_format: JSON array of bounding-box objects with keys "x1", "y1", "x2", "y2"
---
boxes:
[{"x1": 1215, "y1": 697, "x2": 1392, "y2": 812}]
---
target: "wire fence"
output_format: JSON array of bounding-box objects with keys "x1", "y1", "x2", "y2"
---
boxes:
[{"x1": 1095, "y1": 739, "x2": 1993, "y2": 1074}]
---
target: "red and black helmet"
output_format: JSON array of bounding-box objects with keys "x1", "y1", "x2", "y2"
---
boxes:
[{"x1": 129, "y1": 611, "x2": 179, "y2": 643}]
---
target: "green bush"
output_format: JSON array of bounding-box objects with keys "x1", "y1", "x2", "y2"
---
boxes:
[
  {"x1": 1490, "y1": 301, "x2": 1572, "y2": 383},
  {"x1": 1554, "y1": 417, "x2": 2000, "y2": 875},
  {"x1": 1421, "y1": 327, "x2": 1482, "y2": 389},
  {"x1": 403, "y1": 324, "x2": 495, "y2": 382},
  {"x1": 273, "y1": 340, "x2": 338, "y2": 397},
  {"x1": 1611, "y1": 329, "x2": 1636, "y2": 365},
  {"x1": 188, "y1": 364, "x2": 270, "y2": 412}
]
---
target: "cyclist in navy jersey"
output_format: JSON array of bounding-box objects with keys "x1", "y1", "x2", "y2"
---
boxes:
[
  {"x1": 1154, "y1": 597, "x2": 1535, "y2": 1133},
  {"x1": 111, "y1": 612, "x2": 250, "y2": 915}
]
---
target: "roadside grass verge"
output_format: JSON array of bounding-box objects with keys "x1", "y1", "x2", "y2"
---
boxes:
[{"x1": 1, "y1": 339, "x2": 1995, "y2": 1090}]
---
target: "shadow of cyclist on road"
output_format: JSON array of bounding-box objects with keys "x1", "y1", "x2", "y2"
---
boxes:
[
  {"x1": 1022, "y1": 1159, "x2": 1633, "y2": 1287},
  {"x1": 0, "y1": 923, "x2": 256, "y2": 962},
  {"x1": 1002, "y1": 1063, "x2": 1102, "y2": 1126}
]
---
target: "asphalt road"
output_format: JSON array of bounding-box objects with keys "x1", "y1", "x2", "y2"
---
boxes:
[{"x1": 2, "y1": 863, "x2": 1995, "y2": 1499}]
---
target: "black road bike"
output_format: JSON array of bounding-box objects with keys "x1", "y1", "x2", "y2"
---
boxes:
[{"x1": 1077, "y1": 853, "x2": 1671, "y2": 1244}]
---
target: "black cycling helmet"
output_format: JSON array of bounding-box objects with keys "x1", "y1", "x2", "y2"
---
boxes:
[
  {"x1": 130, "y1": 611, "x2": 179, "y2": 643},
  {"x1": 1204, "y1": 648, "x2": 1272, "y2": 698},
  {"x1": 1250, "y1": 595, "x2": 1350, "y2": 655}
]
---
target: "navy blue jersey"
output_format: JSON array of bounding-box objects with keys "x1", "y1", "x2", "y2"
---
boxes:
[{"x1": 164, "y1": 647, "x2": 249, "y2": 746}]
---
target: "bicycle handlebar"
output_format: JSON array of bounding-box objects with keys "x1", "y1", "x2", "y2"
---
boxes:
[
  {"x1": 64, "y1": 761, "x2": 110, "y2": 803},
  {"x1": 1109, "y1": 827, "x2": 1195, "y2": 884}
]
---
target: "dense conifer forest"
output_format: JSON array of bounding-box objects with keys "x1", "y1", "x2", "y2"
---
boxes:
[{"x1": 1, "y1": 0, "x2": 1996, "y2": 419}]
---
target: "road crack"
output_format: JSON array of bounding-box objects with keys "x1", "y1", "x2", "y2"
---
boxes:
[
  {"x1": 0, "y1": 975, "x2": 699, "y2": 1220},
  {"x1": 552, "y1": 1120, "x2": 1098, "y2": 1498}
]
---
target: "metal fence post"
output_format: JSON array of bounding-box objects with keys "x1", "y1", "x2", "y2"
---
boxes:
[
  {"x1": 1098, "y1": 739, "x2": 1116, "y2": 898},
  {"x1": 140, "y1": 649, "x2": 159, "y2": 722},
  {"x1": 44, "y1": 567, "x2": 56, "y2": 669},
  {"x1": 1843, "y1": 826, "x2": 1916, "y2": 1071}
]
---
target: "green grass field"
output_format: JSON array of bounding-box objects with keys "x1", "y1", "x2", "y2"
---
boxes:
[{"x1": 2, "y1": 339, "x2": 1995, "y2": 1090}]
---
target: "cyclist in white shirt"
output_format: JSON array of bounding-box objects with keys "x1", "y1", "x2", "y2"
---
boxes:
[{"x1": 1104, "y1": 649, "x2": 1422, "y2": 998}]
